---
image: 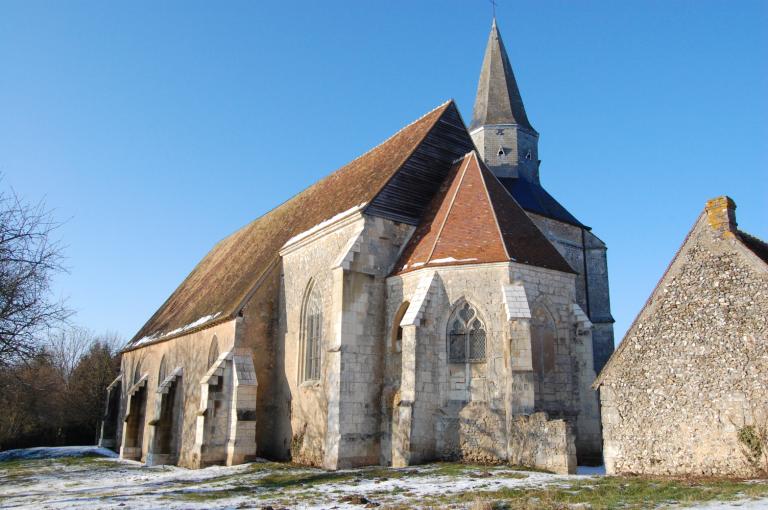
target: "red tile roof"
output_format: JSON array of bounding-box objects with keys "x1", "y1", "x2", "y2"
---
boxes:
[{"x1": 393, "y1": 151, "x2": 574, "y2": 275}]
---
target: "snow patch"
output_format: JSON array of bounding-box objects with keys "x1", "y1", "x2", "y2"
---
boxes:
[
  {"x1": 131, "y1": 312, "x2": 222, "y2": 347},
  {"x1": 430, "y1": 257, "x2": 478, "y2": 264},
  {"x1": 283, "y1": 202, "x2": 367, "y2": 248}
]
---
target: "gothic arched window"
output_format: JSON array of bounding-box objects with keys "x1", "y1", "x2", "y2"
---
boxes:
[
  {"x1": 531, "y1": 304, "x2": 556, "y2": 377},
  {"x1": 447, "y1": 302, "x2": 486, "y2": 363},
  {"x1": 301, "y1": 281, "x2": 323, "y2": 382},
  {"x1": 208, "y1": 336, "x2": 219, "y2": 368},
  {"x1": 158, "y1": 355, "x2": 167, "y2": 383}
]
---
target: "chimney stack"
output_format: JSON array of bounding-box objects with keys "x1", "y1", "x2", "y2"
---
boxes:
[{"x1": 705, "y1": 196, "x2": 737, "y2": 238}]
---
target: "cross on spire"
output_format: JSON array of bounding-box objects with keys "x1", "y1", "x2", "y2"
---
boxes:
[{"x1": 489, "y1": 0, "x2": 498, "y2": 19}]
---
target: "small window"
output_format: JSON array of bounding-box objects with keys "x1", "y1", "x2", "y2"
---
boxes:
[
  {"x1": 497, "y1": 146, "x2": 506, "y2": 157},
  {"x1": 447, "y1": 302, "x2": 486, "y2": 363},
  {"x1": 525, "y1": 150, "x2": 532, "y2": 160},
  {"x1": 392, "y1": 302, "x2": 410, "y2": 353}
]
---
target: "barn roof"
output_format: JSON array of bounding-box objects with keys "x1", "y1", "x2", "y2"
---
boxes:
[
  {"x1": 393, "y1": 151, "x2": 574, "y2": 275},
  {"x1": 126, "y1": 101, "x2": 476, "y2": 350},
  {"x1": 738, "y1": 230, "x2": 768, "y2": 265}
]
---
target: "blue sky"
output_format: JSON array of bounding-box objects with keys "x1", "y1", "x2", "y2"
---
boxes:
[{"x1": 1, "y1": 1, "x2": 766, "y2": 344}]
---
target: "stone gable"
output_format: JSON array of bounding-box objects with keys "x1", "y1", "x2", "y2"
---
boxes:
[{"x1": 597, "y1": 197, "x2": 768, "y2": 476}]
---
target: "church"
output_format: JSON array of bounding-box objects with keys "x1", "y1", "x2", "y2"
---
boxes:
[{"x1": 99, "y1": 20, "x2": 614, "y2": 474}]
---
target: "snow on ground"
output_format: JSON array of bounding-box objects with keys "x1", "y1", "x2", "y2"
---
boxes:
[
  {"x1": 0, "y1": 454, "x2": 588, "y2": 510},
  {"x1": 686, "y1": 502, "x2": 768, "y2": 510},
  {"x1": 1, "y1": 448, "x2": 767, "y2": 509}
]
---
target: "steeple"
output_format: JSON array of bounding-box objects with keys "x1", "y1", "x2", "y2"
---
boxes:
[
  {"x1": 470, "y1": 19, "x2": 534, "y2": 132},
  {"x1": 470, "y1": 19, "x2": 540, "y2": 183}
]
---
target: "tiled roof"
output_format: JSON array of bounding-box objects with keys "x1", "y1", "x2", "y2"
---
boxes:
[
  {"x1": 393, "y1": 151, "x2": 574, "y2": 275},
  {"x1": 738, "y1": 230, "x2": 768, "y2": 265},
  {"x1": 127, "y1": 101, "x2": 471, "y2": 349},
  {"x1": 497, "y1": 177, "x2": 585, "y2": 228}
]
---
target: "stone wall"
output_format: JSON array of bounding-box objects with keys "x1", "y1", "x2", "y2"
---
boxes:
[
  {"x1": 279, "y1": 212, "x2": 413, "y2": 469},
  {"x1": 238, "y1": 264, "x2": 284, "y2": 459},
  {"x1": 118, "y1": 319, "x2": 238, "y2": 468},
  {"x1": 470, "y1": 125, "x2": 539, "y2": 181},
  {"x1": 598, "y1": 208, "x2": 768, "y2": 476},
  {"x1": 385, "y1": 260, "x2": 601, "y2": 468},
  {"x1": 528, "y1": 213, "x2": 615, "y2": 374},
  {"x1": 507, "y1": 412, "x2": 576, "y2": 474}
]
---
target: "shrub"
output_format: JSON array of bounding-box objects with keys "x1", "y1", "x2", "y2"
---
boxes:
[{"x1": 737, "y1": 422, "x2": 768, "y2": 477}]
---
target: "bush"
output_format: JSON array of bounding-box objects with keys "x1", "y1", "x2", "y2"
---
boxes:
[{"x1": 738, "y1": 422, "x2": 768, "y2": 477}]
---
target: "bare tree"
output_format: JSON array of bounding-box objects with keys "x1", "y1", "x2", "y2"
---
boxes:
[
  {"x1": 0, "y1": 187, "x2": 70, "y2": 366},
  {"x1": 47, "y1": 327, "x2": 94, "y2": 381},
  {"x1": 0, "y1": 327, "x2": 123, "y2": 449}
]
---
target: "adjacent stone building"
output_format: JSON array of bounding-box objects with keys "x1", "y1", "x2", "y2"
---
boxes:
[
  {"x1": 595, "y1": 197, "x2": 768, "y2": 477},
  {"x1": 100, "y1": 20, "x2": 615, "y2": 474}
]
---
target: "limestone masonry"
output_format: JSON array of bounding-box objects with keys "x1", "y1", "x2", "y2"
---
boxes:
[
  {"x1": 100, "y1": 19, "x2": 615, "y2": 474},
  {"x1": 595, "y1": 197, "x2": 768, "y2": 477}
]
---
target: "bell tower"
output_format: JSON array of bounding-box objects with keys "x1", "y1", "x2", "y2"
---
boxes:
[
  {"x1": 468, "y1": 19, "x2": 616, "y2": 378},
  {"x1": 469, "y1": 19, "x2": 540, "y2": 183}
]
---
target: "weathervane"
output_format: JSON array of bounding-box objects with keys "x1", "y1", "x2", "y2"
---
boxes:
[{"x1": 489, "y1": 0, "x2": 498, "y2": 19}]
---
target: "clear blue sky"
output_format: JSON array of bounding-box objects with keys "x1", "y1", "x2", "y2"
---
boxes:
[{"x1": 1, "y1": 1, "x2": 766, "y2": 344}]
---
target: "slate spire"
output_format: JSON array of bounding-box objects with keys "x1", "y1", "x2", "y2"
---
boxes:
[{"x1": 470, "y1": 19, "x2": 534, "y2": 133}]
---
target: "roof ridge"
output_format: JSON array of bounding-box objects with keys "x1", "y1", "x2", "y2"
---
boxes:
[
  {"x1": 129, "y1": 100, "x2": 466, "y2": 344},
  {"x1": 425, "y1": 153, "x2": 472, "y2": 263},
  {"x1": 472, "y1": 151, "x2": 511, "y2": 260},
  {"x1": 201, "y1": 100, "x2": 455, "y2": 250},
  {"x1": 343, "y1": 99, "x2": 454, "y2": 170}
]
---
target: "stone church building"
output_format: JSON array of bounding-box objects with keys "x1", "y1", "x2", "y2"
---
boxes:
[
  {"x1": 595, "y1": 197, "x2": 768, "y2": 476},
  {"x1": 100, "y1": 20, "x2": 614, "y2": 474}
]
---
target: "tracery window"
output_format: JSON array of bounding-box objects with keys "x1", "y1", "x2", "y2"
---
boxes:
[
  {"x1": 447, "y1": 302, "x2": 486, "y2": 363},
  {"x1": 301, "y1": 281, "x2": 323, "y2": 382}
]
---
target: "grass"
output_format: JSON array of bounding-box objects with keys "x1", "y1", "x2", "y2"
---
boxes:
[
  {"x1": 2, "y1": 455, "x2": 767, "y2": 509},
  {"x1": 433, "y1": 476, "x2": 768, "y2": 510}
]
